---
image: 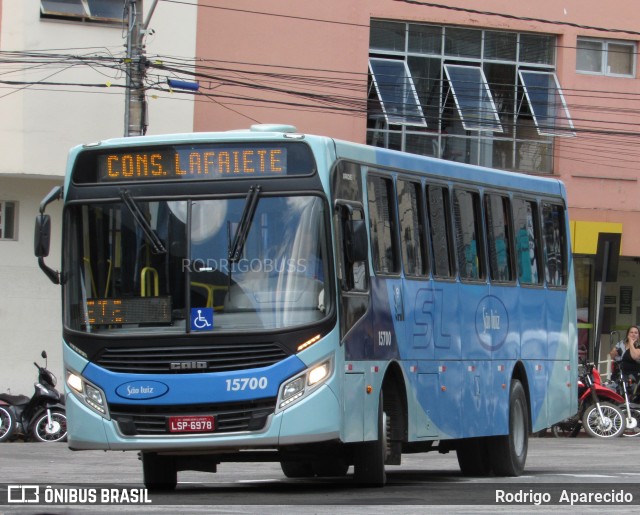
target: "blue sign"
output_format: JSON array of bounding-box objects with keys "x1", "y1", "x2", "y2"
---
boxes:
[
  {"x1": 115, "y1": 380, "x2": 169, "y2": 400},
  {"x1": 191, "y1": 307, "x2": 213, "y2": 331}
]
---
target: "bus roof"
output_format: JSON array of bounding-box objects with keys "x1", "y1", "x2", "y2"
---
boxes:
[{"x1": 72, "y1": 125, "x2": 566, "y2": 198}]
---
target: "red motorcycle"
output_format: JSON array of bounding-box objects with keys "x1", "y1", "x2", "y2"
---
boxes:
[{"x1": 551, "y1": 363, "x2": 625, "y2": 438}]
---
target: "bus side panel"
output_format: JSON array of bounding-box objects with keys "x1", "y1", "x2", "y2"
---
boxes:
[
  {"x1": 462, "y1": 360, "x2": 493, "y2": 437},
  {"x1": 459, "y1": 284, "x2": 496, "y2": 437},
  {"x1": 547, "y1": 290, "x2": 570, "y2": 361},
  {"x1": 519, "y1": 288, "x2": 546, "y2": 360},
  {"x1": 370, "y1": 277, "x2": 401, "y2": 361},
  {"x1": 434, "y1": 282, "x2": 459, "y2": 361},
  {"x1": 435, "y1": 361, "x2": 463, "y2": 437},
  {"x1": 343, "y1": 372, "x2": 365, "y2": 441},
  {"x1": 403, "y1": 283, "x2": 436, "y2": 361},
  {"x1": 459, "y1": 284, "x2": 493, "y2": 361},
  {"x1": 414, "y1": 370, "x2": 439, "y2": 438}
]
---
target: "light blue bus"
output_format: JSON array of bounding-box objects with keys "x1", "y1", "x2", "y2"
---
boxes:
[{"x1": 35, "y1": 124, "x2": 577, "y2": 489}]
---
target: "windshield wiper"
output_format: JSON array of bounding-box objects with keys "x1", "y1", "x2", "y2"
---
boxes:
[
  {"x1": 119, "y1": 189, "x2": 167, "y2": 254},
  {"x1": 228, "y1": 185, "x2": 261, "y2": 262}
]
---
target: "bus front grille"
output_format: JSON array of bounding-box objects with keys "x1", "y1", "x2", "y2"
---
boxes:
[
  {"x1": 109, "y1": 398, "x2": 276, "y2": 436},
  {"x1": 95, "y1": 343, "x2": 289, "y2": 374}
]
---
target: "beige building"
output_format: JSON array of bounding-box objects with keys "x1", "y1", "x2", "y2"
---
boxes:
[{"x1": 0, "y1": 0, "x2": 197, "y2": 393}]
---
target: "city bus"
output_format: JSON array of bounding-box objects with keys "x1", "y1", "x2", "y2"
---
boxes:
[{"x1": 35, "y1": 124, "x2": 577, "y2": 489}]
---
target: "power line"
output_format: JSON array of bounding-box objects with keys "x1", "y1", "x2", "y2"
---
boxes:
[
  {"x1": 161, "y1": 0, "x2": 640, "y2": 37},
  {"x1": 391, "y1": 0, "x2": 640, "y2": 37},
  {"x1": 160, "y1": 0, "x2": 370, "y2": 28}
]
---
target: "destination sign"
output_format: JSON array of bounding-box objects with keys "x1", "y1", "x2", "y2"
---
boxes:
[
  {"x1": 84, "y1": 296, "x2": 171, "y2": 326},
  {"x1": 97, "y1": 146, "x2": 288, "y2": 182}
]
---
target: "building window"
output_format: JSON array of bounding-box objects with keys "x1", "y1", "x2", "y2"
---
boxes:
[
  {"x1": 443, "y1": 64, "x2": 502, "y2": 132},
  {"x1": 0, "y1": 201, "x2": 17, "y2": 240},
  {"x1": 367, "y1": 21, "x2": 576, "y2": 174},
  {"x1": 369, "y1": 58, "x2": 427, "y2": 126},
  {"x1": 519, "y1": 71, "x2": 575, "y2": 136},
  {"x1": 576, "y1": 37, "x2": 636, "y2": 77},
  {"x1": 41, "y1": 0, "x2": 124, "y2": 23}
]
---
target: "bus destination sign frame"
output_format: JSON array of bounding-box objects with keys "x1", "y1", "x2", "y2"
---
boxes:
[{"x1": 97, "y1": 146, "x2": 289, "y2": 182}]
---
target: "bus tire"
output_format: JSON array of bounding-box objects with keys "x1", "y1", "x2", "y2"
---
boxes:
[
  {"x1": 455, "y1": 438, "x2": 491, "y2": 476},
  {"x1": 489, "y1": 379, "x2": 528, "y2": 476},
  {"x1": 280, "y1": 461, "x2": 314, "y2": 478},
  {"x1": 353, "y1": 392, "x2": 387, "y2": 487},
  {"x1": 141, "y1": 453, "x2": 177, "y2": 491}
]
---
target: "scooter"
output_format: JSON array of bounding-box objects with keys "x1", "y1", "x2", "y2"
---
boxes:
[
  {"x1": 0, "y1": 351, "x2": 67, "y2": 442},
  {"x1": 551, "y1": 362, "x2": 625, "y2": 438}
]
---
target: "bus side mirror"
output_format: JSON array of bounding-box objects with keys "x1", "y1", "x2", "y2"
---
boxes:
[
  {"x1": 34, "y1": 185, "x2": 62, "y2": 285},
  {"x1": 346, "y1": 219, "x2": 368, "y2": 263},
  {"x1": 34, "y1": 214, "x2": 51, "y2": 258}
]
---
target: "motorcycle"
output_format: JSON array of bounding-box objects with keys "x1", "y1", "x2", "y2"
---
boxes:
[
  {"x1": 609, "y1": 371, "x2": 640, "y2": 437},
  {"x1": 0, "y1": 351, "x2": 67, "y2": 442},
  {"x1": 551, "y1": 362, "x2": 625, "y2": 438},
  {"x1": 606, "y1": 332, "x2": 640, "y2": 437}
]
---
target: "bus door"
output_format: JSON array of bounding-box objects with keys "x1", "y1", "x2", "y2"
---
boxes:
[{"x1": 331, "y1": 162, "x2": 371, "y2": 441}]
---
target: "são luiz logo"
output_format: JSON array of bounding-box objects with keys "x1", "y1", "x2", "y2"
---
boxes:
[{"x1": 475, "y1": 295, "x2": 509, "y2": 351}]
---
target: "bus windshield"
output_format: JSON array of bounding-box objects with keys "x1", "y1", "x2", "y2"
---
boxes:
[{"x1": 64, "y1": 194, "x2": 330, "y2": 335}]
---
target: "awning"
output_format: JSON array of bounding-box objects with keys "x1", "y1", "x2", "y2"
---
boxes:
[{"x1": 570, "y1": 221, "x2": 622, "y2": 254}]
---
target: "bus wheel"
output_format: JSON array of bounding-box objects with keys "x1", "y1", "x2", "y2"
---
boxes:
[
  {"x1": 353, "y1": 393, "x2": 388, "y2": 487},
  {"x1": 280, "y1": 461, "x2": 314, "y2": 478},
  {"x1": 455, "y1": 438, "x2": 491, "y2": 476},
  {"x1": 489, "y1": 379, "x2": 528, "y2": 476},
  {"x1": 141, "y1": 453, "x2": 177, "y2": 491},
  {"x1": 313, "y1": 458, "x2": 349, "y2": 477}
]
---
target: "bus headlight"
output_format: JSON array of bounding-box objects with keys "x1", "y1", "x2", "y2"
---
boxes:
[
  {"x1": 66, "y1": 370, "x2": 109, "y2": 418},
  {"x1": 308, "y1": 361, "x2": 330, "y2": 385},
  {"x1": 277, "y1": 358, "x2": 333, "y2": 412}
]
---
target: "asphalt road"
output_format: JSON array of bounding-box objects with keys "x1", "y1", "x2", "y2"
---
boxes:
[{"x1": 2, "y1": 435, "x2": 640, "y2": 513}]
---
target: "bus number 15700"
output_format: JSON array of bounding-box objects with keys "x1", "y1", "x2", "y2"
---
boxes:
[{"x1": 225, "y1": 377, "x2": 269, "y2": 391}]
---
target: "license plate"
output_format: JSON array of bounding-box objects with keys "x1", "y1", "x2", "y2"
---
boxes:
[{"x1": 168, "y1": 415, "x2": 215, "y2": 433}]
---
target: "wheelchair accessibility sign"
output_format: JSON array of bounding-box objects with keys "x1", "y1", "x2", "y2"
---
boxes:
[{"x1": 191, "y1": 308, "x2": 213, "y2": 331}]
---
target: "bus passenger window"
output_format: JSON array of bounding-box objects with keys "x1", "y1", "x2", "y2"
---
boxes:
[
  {"x1": 512, "y1": 198, "x2": 541, "y2": 285},
  {"x1": 485, "y1": 194, "x2": 513, "y2": 282},
  {"x1": 397, "y1": 179, "x2": 428, "y2": 277},
  {"x1": 542, "y1": 203, "x2": 566, "y2": 287},
  {"x1": 367, "y1": 175, "x2": 400, "y2": 275},
  {"x1": 453, "y1": 189, "x2": 484, "y2": 281},
  {"x1": 426, "y1": 185, "x2": 453, "y2": 278}
]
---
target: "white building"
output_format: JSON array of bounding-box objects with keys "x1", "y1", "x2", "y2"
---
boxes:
[{"x1": 0, "y1": 0, "x2": 197, "y2": 394}]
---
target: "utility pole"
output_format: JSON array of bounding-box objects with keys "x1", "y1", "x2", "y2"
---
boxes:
[{"x1": 124, "y1": 0, "x2": 158, "y2": 137}]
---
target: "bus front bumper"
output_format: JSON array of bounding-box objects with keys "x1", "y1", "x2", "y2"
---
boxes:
[{"x1": 66, "y1": 380, "x2": 341, "y2": 451}]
